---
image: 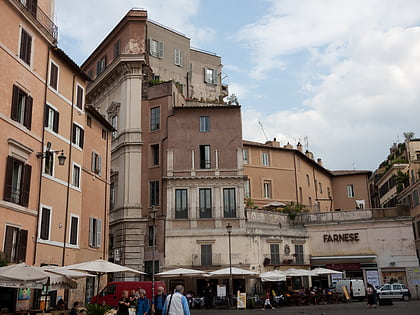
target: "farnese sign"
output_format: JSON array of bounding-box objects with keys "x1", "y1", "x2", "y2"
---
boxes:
[{"x1": 323, "y1": 233, "x2": 359, "y2": 242}]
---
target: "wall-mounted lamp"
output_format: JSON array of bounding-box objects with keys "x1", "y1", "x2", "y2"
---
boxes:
[{"x1": 36, "y1": 141, "x2": 67, "y2": 165}]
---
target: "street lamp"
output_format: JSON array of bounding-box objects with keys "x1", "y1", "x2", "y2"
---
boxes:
[
  {"x1": 149, "y1": 207, "x2": 158, "y2": 304},
  {"x1": 36, "y1": 141, "x2": 66, "y2": 165},
  {"x1": 226, "y1": 223, "x2": 233, "y2": 303}
]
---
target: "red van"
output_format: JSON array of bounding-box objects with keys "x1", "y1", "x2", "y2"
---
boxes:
[{"x1": 90, "y1": 281, "x2": 166, "y2": 307}]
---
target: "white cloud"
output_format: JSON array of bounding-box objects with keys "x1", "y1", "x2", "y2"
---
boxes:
[{"x1": 243, "y1": 27, "x2": 420, "y2": 169}]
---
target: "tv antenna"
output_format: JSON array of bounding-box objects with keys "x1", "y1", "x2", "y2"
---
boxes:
[
  {"x1": 258, "y1": 120, "x2": 269, "y2": 141},
  {"x1": 304, "y1": 136, "x2": 309, "y2": 151}
]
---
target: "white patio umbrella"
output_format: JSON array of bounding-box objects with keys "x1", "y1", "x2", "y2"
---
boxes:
[
  {"x1": 259, "y1": 270, "x2": 287, "y2": 282},
  {"x1": 0, "y1": 263, "x2": 49, "y2": 288},
  {"x1": 208, "y1": 267, "x2": 257, "y2": 277},
  {"x1": 283, "y1": 268, "x2": 312, "y2": 277},
  {"x1": 309, "y1": 267, "x2": 343, "y2": 276},
  {"x1": 155, "y1": 268, "x2": 208, "y2": 278},
  {"x1": 64, "y1": 259, "x2": 145, "y2": 274},
  {"x1": 42, "y1": 265, "x2": 95, "y2": 278}
]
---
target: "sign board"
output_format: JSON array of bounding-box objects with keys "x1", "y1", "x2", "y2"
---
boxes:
[
  {"x1": 237, "y1": 292, "x2": 247, "y2": 309},
  {"x1": 406, "y1": 268, "x2": 420, "y2": 285},
  {"x1": 217, "y1": 284, "x2": 226, "y2": 297},
  {"x1": 331, "y1": 273, "x2": 343, "y2": 283},
  {"x1": 366, "y1": 270, "x2": 380, "y2": 288}
]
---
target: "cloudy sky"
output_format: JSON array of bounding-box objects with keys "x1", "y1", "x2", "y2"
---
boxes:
[{"x1": 55, "y1": 0, "x2": 420, "y2": 171}]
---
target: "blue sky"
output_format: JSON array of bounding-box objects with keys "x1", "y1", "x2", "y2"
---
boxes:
[{"x1": 55, "y1": 0, "x2": 420, "y2": 171}]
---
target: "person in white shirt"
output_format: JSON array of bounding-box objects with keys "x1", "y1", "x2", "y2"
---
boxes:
[{"x1": 162, "y1": 285, "x2": 191, "y2": 315}]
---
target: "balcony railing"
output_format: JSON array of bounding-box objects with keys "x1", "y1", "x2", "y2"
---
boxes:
[
  {"x1": 263, "y1": 254, "x2": 309, "y2": 266},
  {"x1": 11, "y1": 0, "x2": 58, "y2": 42},
  {"x1": 192, "y1": 253, "x2": 221, "y2": 267}
]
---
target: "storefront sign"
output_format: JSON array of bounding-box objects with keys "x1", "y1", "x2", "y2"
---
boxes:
[
  {"x1": 323, "y1": 233, "x2": 359, "y2": 242},
  {"x1": 217, "y1": 284, "x2": 226, "y2": 297},
  {"x1": 326, "y1": 263, "x2": 361, "y2": 271}
]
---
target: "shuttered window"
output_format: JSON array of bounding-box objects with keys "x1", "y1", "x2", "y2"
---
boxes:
[
  {"x1": 91, "y1": 152, "x2": 102, "y2": 175},
  {"x1": 49, "y1": 61, "x2": 59, "y2": 90},
  {"x1": 19, "y1": 28, "x2": 32, "y2": 65},
  {"x1": 199, "y1": 188, "x2": 212, "y2": 218},
  {"x1": 89, "y1": 217, "x2": 102, "y2": 248},
  {"x1": 40, "y1": 207, "x2": 50, "y2": 240},
  {"x1": 204, "y1": 67, "x2": 218, "y2": 84},
  {"x1": 3, "y1": 156, "x2": 31, "y2": 206},
  {"x1": 76, "y1": 85, "x2": 84, "y2": 109},
  {"x1": 270, "y1": 244, "x2": 280, "y2": 265},
  {"x1": 199, "y1": 145, "x2": 211, "y2": 169},
  {"x1": 11, "y1": 85, "x2": 32, "y2": 129},
  {"x1": 69, "y1": 216, "x2": 78, "y2": 245},
  {"x1": 72, "y1": 124, "x2": 84, "y2": 148},
  {"x1": 223, "y1": 188, "x2": 236, "y2": 218},
  {"x1": 4, "y1": 226, "x2": 28, "y2": 263},
  {"x1": 174, "y1": 48, "x2": 183, "y2": 66},
  {"x1": 44, "y1": 104, "x2": 59, "y2": 133},
  {"x1": 149, "y1": 39, "x2": 164, "y2": 58}
]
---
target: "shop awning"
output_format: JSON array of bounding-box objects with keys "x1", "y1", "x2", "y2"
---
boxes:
[{"x1": 311, "y1": 255, "x2": 377, "y2": 262}]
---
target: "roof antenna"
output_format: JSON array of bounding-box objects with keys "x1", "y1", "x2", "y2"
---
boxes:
[{"x1": 258, "y1": 120, "x2": 269, "y2": 141}]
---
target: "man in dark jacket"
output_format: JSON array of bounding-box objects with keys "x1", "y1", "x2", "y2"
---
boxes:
[{"x1": 152, "y1": 286, "x2": 167, "y2": 315}]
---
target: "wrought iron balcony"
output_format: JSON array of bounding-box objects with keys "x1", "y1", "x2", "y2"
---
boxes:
[{"x1": 10, "y1": 0, "x2": 58, "y2": 42}]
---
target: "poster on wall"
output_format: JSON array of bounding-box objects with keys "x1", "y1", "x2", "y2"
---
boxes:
[
  {"x1": 366, "y1": 270, "x2": 380, "y2": 288},
  {"x1": 217, "y1": 284, "x2": 226, "y2": 297},
  {"x1": 18, "y1": 288, "x2": 30, "y2": 300},
  {"x1": 237, "y1": 292, "x2": 247, "y2": 309}
]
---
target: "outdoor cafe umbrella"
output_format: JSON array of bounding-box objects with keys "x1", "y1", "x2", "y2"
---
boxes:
[
  {"x1": 283, "y1": 268, "x2": 312, "y2": 277},
  {"x1": 155, "y1": 268, "x2": 208, "y2": 278},
  {"x1": 309, "y1": 267, "x2": 343, "y2": 276},
  {"x1": 0, "y1": 263, "x2": 50, "y2": 288},
  {"x1": 259, "y1": 270, "x2": 287, "y2": 282},
  {"x1": 64, "y1": 259, "x2": 145, "y2": 293},
  {"x1": 207, "y1": 267, "x2": 258, "y2": 277}
]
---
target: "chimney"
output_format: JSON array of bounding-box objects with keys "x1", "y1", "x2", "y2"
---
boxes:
[
  {"x1": 305, "y1": 150, "x2": 314, "y2": 159},
  {"x1": 265, "y1": 138, "x2": 280, "y2": 147},
  {"x1": 284, "y1": 142, "x2": 293, "y2": 149},
  {"x1": 297, "y1": 142, "x2": 303, "y2": 152},
  {"x1": 317, "y1": 158, "x2": 323, "y2": 167}
]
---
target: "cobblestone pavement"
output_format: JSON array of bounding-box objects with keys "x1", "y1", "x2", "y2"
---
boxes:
[{"x1": 190, "y1": 300, "x2": 420, "y2": 315}]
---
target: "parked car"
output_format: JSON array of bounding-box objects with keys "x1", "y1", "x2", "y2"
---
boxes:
[
  {"x1": 376, "y1": 283, "x2": 411, "y2": 301},
  {"x1": 334, "y1": 279, "x2": 366, "y2": 301}
]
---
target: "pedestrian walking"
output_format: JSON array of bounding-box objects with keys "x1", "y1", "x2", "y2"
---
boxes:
[
  {"x1": 262, "y1": 291, "x2": 275, "y2": 310},
  {"x1": 118, "y1": 291, "x2": 131, "y2": 315},
  {"x1": 366, "y1": 283, "x2": 377, "y2": 308},
  {"x1": 152, "y1": 286, "x2": 167, "y2": 315},
  {"x1": 163, "y1": 285, "x2": 191, "y2": 315},
  {"x1": 136, "y1": 289, "x2": 150, "y2": 315}
]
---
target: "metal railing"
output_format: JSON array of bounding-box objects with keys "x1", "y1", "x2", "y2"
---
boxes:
[{"x1": 10, "y1": 0, "x2": 58, "y2": 42}]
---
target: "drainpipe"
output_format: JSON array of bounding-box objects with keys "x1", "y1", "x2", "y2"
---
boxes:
[
  {"x1": 293, "y1": 152, "x2": 299, "y2": 203},
  {"x1": 33, "y1": 44, "x2": 52, "y2": 265},
  {"x1": 103, "y1": 127, "x2": 110, "y2": 259},
  {"x1": 62, "y1": 73, "x2": 76, "y2": 266}
]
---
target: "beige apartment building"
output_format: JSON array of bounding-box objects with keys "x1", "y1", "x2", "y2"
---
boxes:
[
  {"x1": 82, "y1": 9, "x2": 232, "y2": 278},
  {"x1": 243, "y1": 140, "x2": 372, "y2": 212},
  {"x1": 0, "y1": 0, "x2": 112, "y2": 310}
]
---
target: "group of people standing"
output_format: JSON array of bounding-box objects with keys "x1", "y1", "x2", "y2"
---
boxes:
[{"x1": 117, "y1": 285, "x2": 190, "y2": 315}]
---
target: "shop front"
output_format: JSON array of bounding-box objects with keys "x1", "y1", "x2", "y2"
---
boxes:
[{"x1": 304, "y1": 209, "x2": 419, "y2": 294}]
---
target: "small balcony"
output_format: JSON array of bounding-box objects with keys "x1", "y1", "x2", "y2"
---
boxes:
[
  {"x1": 192, "y1": 253, "x2": 221, "y2": 267},
  {"x1": 10, "y1": 0, "x2": 58, "y2": 42},
  {"x1": 263, "y1": 254, "x2": 310, "y2": 266}
]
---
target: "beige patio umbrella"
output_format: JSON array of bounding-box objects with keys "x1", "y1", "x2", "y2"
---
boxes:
[
  {"x1": 207, "y1": 267, "x2": 258, "y2": 277},
  {"x1": 155, "y1": 268, "x2": 208, "y2": 278},
  {"x1": 309, "y1": 267, "x2": 343, "y2": 276},
  {"x1": 260, "y1": 270, "x2": 287, "y2": 282}
]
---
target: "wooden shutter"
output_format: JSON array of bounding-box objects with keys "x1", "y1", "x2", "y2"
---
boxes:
[
  {"x1": 3, "y1": 156, "x2": 14, "y2": 202},
  {"x1": 158, "y1": 41, "x2": 164, "y2": 58},
  {"x1": 50, "y1": 62, "x2": 58, "y2": 90},
  {"x1": 89, "y1": 217, "x2": 94, "y2": 246},
  {"x1": 24, "y1": 95, "x2": 32, "y2": 130},
  {"x1": 98, "y1": 155, "x2": 102, "y2": 175},
  {"x1": 76, "y1": 86, "x2": 84, "y2": 109},
  {"x1": 91, "y1": 152, "x2": 95, "y2": 172},
  {"x1": 213, "y1": 69, "x2": 218, "y2": 84},
  {"x1": 70, "y1": 217, "x2": 78, "y2": 245},
  {"x1": 20, "y1": 163, "x2": 32, "y2": 207},
  {"x1": 3, "y1": 226, "x2": 15, "y2": 262},
  {"x1": 44, "y1": 105, "x2": 49, "y2": 127},
  {"x1": 79, "y1": 128, "x2": 84, "y2": 148},
  {"x1": 72, "y1": 124, "x2": 76, "y2": 144},
  {"x1": 27, "y1": 0, "x2": 38, "y2": 17},
  {"x1": 17, "y1": 229, "x2": 28, "y2": 262},
  {"x1": 53, "y1": 109, "x2": 59, "y2": 133},
  {"x1": 40, "y1": 208, "x2": 50, "y2": 240},
  {"x1": 11, "y1": 85, "x2": 19, "y2": 121},
  {"x1": 96, "y1": 219, "x2": 102, "y2": 247}
]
